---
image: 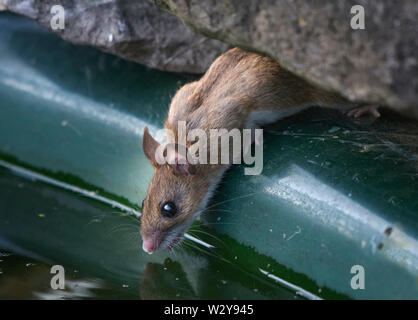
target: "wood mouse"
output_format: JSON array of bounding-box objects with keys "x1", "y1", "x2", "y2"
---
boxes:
[{"x1": 140, "y1": 47, "x2": 379, "y2": 253}]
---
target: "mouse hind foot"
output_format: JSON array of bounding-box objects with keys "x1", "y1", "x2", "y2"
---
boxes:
[{"x1": 345, "y1": 104, "x2": 381, "y2": 119}]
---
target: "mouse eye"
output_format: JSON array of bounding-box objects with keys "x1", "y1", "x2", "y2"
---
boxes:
[{"x1": 160, "y1": 201, "x2": 177, "y2": 218}]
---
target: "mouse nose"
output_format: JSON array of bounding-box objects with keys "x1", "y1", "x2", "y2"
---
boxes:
[{"x1": 142, "y1": 234, "x2": 159, "y2": 254}]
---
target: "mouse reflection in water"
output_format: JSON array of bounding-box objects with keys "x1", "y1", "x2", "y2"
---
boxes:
[{"x1": 140, "y1": 259, "x2": 196, "y2": 300}]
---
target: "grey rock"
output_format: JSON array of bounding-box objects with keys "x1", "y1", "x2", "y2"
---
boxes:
[
  {"x1": 152, "y1": 0, "x2": 418, "y2": 117},
  {"x1": 3, "y1": 0, "x2": 229, "y2": 73},
  {"x1": 3, "y1": 0, "x2": 417, "y2": 117}
]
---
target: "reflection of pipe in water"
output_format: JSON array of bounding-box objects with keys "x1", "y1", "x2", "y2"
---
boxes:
[
  {"x1": 140, "y1": 260, "x2": 197, "y2": 300},
  {"x1": 259, "y1": 268, "x2": 321, "y2": 300},
  {"x1": 34, "y1": 279, "x2": 105, "y2": 300},
  {"x1": 264, "y1": 164, "x2": 418, "y2": 275}
]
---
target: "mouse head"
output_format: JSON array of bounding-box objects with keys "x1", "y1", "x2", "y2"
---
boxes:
[{"x1": 140, "y1": 127, "x2": 209, "y2": 254}]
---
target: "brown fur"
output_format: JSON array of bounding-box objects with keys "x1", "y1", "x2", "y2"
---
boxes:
[{"x1": 141, "y1": 48, "x2": 350, "y2": 252}]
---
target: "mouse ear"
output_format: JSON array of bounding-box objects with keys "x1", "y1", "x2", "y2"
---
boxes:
[
  {"x1": 164, "y1": 143, "x2": 196, "y2": 176},
  {"x1": 169, "y1": 149, "x2": 197, "y2": 176},
  {"x1": 142, "y1": 127, "x2": 161, "y2": 167},
  {"x1": 143, "y1": 127, "x2": 196, "y2": 175}
]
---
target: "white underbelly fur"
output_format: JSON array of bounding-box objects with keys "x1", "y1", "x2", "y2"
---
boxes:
[{"x1": 246, "y1": 105, "x2": 312, "y2": 128}]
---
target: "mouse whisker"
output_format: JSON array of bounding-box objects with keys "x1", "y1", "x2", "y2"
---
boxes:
[
  {"x1": 197, "y1": 221, "x2": 238, "y2": 226},
  {"x1": 203, "y1": 192, "x2": 258, "y2": 212},
  {"x1": 105, "y1": 224, "x2": 139, "y2": 237},
  {"x1": 105, "y1": 210, "x2": 140, "y2": 222},
  {"x1": 202, "y1": 208, "x2": 234, "y2": 214},
  {"x1": 184, "y1": 240, "x2": 225, "y2": 261},
  {"x1": 186, "y1": 229, "x2": 226, "y2": 246}
]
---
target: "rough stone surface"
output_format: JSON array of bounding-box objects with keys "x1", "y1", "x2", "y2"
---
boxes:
[
  {"x1": 3, "y1": 0, "x2": 229, "y2": 73},
  {"x1": 153, "y1": 0, "x2": 418, "y2": 117},
  {"x1": 3, "y1": 0, "x2": 418, "y2": 117}
]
